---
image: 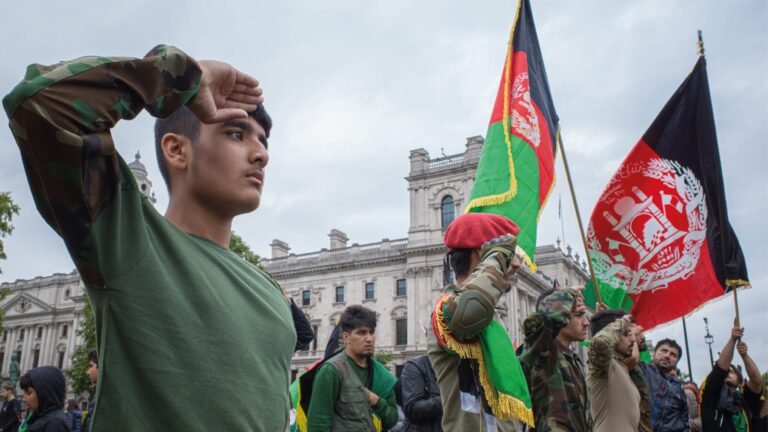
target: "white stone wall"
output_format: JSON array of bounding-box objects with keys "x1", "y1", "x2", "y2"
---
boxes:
[{"x1": 0, "y1": 271, "x2": 86, "y2": 378}]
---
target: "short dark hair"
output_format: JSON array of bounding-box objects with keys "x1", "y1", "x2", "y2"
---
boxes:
[
  {"x1": 88, "y1": 349, "x2": 98, "y2": 365},
  {"x1": 656, "y1": 338, "x2": 683, "y2": 358},
  {"x1": 154, "y1": 105, "x2": 273, "y2": 190},
  {"x1": 447, "y1": 249, "x2": 473, "y2": 279},
  {"x1": 67, "y1": 398, "x2": 79, "y2": 411},
  {"x1": 19, "y1": 373, "x2": 32, "y2": 391},
  {"x1": 729, "y1": 364, "x2": 743, "y2": 384},
  {"x1": 340, "y1": 305, "x2": 377, "y2": 332},
  {"x1": 590, "y1": 309, "x2": 626, "y2": 336},
  {"x1": 3, "y1": 384, "x2": 13, "y2": 391}
]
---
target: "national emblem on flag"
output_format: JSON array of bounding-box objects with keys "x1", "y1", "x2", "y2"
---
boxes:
[
  {"x1": 584, "y1": 56, "x2": 749, "y2": 329},
  {"x1": 465, "y1": 0, "x2": 559, "y2": 269}
]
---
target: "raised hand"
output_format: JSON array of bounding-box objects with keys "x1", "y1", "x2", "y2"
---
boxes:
[
  {"x1": 736, "y1": 342, "x2": 748, "y2": 357},
  {"x1": 189, "y1": 60, "x2": 264, "y2": 124}
]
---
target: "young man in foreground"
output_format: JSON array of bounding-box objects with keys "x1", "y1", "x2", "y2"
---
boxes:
[{"x1": 4, "y1": 46, "x2": 295, "y2": 430}]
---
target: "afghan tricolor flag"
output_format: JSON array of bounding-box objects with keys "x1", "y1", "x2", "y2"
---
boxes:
[
  {"x1": 465, "y1": 0, "x2": 558, "y2": 269},
  {"x1": 583, "y1": 56, "x2": 749, "y2": 330}
]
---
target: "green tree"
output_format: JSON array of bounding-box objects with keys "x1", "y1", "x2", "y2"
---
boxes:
[
  {"x1": 374, "y1": 351, "x2": 394, "y2": 367},
  {"x1": 0, "y1": 192, "x2": 20, "y2": 274},
  {"x1": 66, "y1": 295, "x2": 97, "y2": 396},
  {"x1": 229, "y1": 231, "x2": 263, "y2": 269},
  {"x1": 0, "y1": 192, "x2": 20, "y2": 332}
]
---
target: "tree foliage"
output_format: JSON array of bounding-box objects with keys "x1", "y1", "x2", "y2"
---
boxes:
[
  {"x1": 229, "y1": 231, "x2": 263, "y2": 269},
  {"x1": 66, "y1": 295, "x2": 97, "y2": 397},
  {"x1": 0, "y1": 192, "x2": 20, "y2": 274}
]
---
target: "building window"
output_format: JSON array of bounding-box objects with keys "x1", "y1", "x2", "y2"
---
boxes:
[
  {"x1": 2, "y1": 331, "x2": 6, "y2": 343},
  {"x1": 0, "y1": 352, "x2": 4, "y2": 371},
  {"x1": 396, "y1": 279, "x2": 407, "y2": 297},
  {"x1": 441, "y1": 195, "x2": 455, "y2": 229},
  {"x1": 395, "y1": 364, "x2": 405, "y2": 378},
  {"x1": 37, "y1": 327, "x2": 43, "y2": 339},
  {"x1": 18, "y1": 329, "x2": 24, "y2": 342},
  {"x1": 335, "y1": 286, "x2": 345, "y2": 303},
  {"x1": 57, "y1": 351, "x2": 65, "y2": 369},
  {"x1": 395, "y1": 319, "x2": 407, "y2": 346},
  {"x1": 61, "y1": 325, "x2": 68, "y2": 338},
  {"x1": 302, "y1": 290, "x2": 311, "y2": 307},
  {"x1": 14, "y1": 351, "x2": 21, "y2": 366},
  {"x1": 364, "y1": 282, "x2": 375, "y2": 300},
  {"x1": 312, "y1": 325, "x2": 319, "y2": 351},
  {"x1": 32, "y1": 349, "x2": 40, "y2": 368}
]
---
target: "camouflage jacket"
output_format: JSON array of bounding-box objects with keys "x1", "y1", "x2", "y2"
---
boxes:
[
  {"x1": 587, "y1": 319, "x2": 641, "y2": 431},
  {"x1": 519, "y1": 289, "x2": 591, "y2": 432},
  {"x1": 629, "y1": 364, "x2": 653, "y2": 432}
]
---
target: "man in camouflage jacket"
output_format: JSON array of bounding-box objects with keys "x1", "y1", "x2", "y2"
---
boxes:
[{"x1": 519, "y1": 289, "x2": 591, "y2": 432}]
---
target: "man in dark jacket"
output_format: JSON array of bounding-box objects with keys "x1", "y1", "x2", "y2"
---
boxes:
[
  {"x1": 639, "y1": 338, "x2": 689, "y2": 432},
  {"x1": 700, "y1": 322, "x2": 763, "y2": 432},
  {"x1": 82, "y1": 350, "x2": 98, "y2": 432},
  {"x1": 401, "y1": 355, "x2": 442, "y2": 432},
  {"x1": 0, "y1": 384, "x2": 21, "y2": 432},
  {"x1": 19, "y1": 366, "x2": 68, "y2": 431}
]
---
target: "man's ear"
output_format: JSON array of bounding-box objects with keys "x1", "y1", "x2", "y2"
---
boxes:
[{"x1": 161, "y1": 133, "x2": 192, "y2": 177}]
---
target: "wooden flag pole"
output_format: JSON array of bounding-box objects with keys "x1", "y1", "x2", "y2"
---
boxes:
[{"x1": 556, "y1": 132, "x2": 602, "y2": 306}]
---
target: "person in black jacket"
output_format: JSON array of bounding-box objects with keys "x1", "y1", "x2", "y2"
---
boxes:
[
  {"x1": 0, "y1": 384, "x2": 21, "y2": 432},
  {"x1": 700, "y1": 322, "x2": 763, "y2": 432},
  {"x1": 400, "y1": 355, "x2": 443, "y2": 432},
  {"x1": 19, "y1": 367, "x2": 68, "y2": 432},
  {"x1": 287, "y1": 295, "x2": 315, "y2": 352}
]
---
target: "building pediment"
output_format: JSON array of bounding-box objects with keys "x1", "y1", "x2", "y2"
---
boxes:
[{"x1": 2, "y1": 293, "x2": 54, "y2": 317}]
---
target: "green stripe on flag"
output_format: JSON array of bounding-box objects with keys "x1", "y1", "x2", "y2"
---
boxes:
[
  {"x1": 583, "y1": 279, "x2": 634, "y2": 311},
  {"x1": 468, "y1": 121, "x2": 541, "y2": 261}
]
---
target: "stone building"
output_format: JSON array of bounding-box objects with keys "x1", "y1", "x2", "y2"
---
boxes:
[
  {"x1": 262, "y1": 137, "x2": 590, "y2": 377},
  {"x1": 0, "y1": 141, "x2": 590, "y2": 383},
  {"x1": 0, "y1": 152, "x2": 155, "y2": 382}
]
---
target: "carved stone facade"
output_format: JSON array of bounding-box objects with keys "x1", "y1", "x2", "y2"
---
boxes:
[{"x1": 262, "y1": 138, "x2": 590, "y2": 375}]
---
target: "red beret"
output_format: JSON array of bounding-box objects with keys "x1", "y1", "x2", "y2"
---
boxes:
[{"x1": 444, "y1": 213, "x2": 520, "y2": 250}]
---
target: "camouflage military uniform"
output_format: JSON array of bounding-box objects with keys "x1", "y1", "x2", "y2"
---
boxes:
[
  {"x1": 588, "y1": 319, "x2": 640, "y2": 431},
  {"x1": 629, "y1": 363, "x2": 653, "y2": 432},
  {"x1": 519, "y1": 289, "x2": 591, "y2": 432}
]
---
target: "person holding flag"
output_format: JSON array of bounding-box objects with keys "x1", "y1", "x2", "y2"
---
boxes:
[
  {"x1": 699, "y1": 322, "x2": 764, "y2": 432},
  {"x1": 427, "y1": 212, "x2": 533, "y2": 431}
]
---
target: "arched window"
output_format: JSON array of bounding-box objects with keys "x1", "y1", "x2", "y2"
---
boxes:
[{"x1": 441, "y1": 195, "x2": 455, "y2": 229}]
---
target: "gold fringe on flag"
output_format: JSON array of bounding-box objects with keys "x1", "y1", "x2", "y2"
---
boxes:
[{"x1": 433, "y1": 296, "x2": 535, "y2": 426}]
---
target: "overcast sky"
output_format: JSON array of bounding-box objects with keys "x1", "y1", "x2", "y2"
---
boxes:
[{"x1": 0, "y1": 1, "x2": 765, "y2": 383}]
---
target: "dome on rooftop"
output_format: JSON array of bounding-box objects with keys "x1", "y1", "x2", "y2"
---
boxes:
[{"x1": 128, "y1": 151, "x2": 147, "y2": 175}]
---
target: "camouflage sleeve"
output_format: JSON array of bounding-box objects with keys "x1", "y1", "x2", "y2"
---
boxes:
[
  {"x1": 588, "y1": 319, "x2": 627, "y2": 379},
  {"x1": 2, "y1": 45, "x2": 201, "y2": 286},
  {"x1": 443, "y1": 249, "x2": 511, "y2": 340}
]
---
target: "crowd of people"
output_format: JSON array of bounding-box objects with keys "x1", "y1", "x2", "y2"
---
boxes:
[{"x1": 2, "y1": 45, "x2": 764, "y2": 431}]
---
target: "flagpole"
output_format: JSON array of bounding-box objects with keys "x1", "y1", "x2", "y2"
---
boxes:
[
  {"x1": 698, "y1": 29, "x2": 743, "y2": 328},
  {"x1": 681, "y1": 317, "x2": 693, "y2": 380},
  {"x1": 556, "y1": 132, "x2": 603, "y2": 306}
]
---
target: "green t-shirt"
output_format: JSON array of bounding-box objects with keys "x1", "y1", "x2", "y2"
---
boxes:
[{"x1": 4, "y1": 46, "x2": 296, "y2": 431}]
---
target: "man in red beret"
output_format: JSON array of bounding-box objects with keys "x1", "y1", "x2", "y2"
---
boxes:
[{"x1": 427, "y1": 213, "x2": 529, "y2": 431}]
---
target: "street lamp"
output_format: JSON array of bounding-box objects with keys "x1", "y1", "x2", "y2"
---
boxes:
[{"x1": 704, "y1": 317, "x2": 714, "y2": 367}]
